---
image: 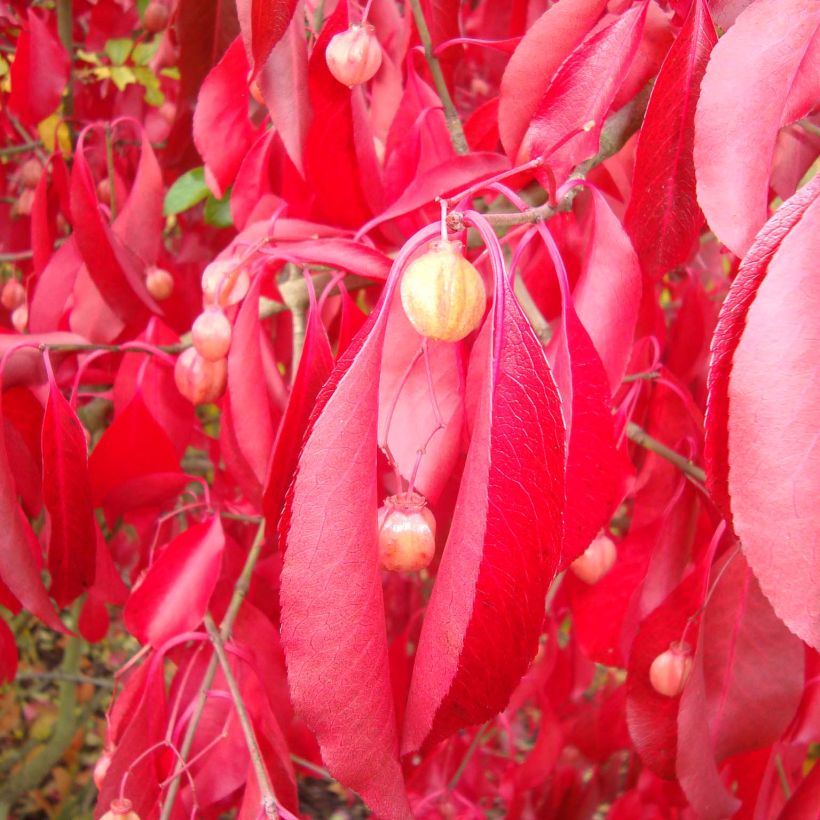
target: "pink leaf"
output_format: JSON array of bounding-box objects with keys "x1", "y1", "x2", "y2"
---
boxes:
[
  {"x1": 522, "y1": 3, "x2": 648, "y2": 184},
  {"x1": 694, "y1": 0, "x2": 820, "y2": 256},
  {"x1": 726, "y1": 191, "x2": 820, "y2": 648},
  {"x1": 236, "y1": 0, "x2": 298, "y2": 80},
  {"x1": 377, "y1": 292, "x2": 464, "y2": 504},
  {"x1": 7, "y1": 10, "x2": 69, "y2": 126},
  {"x1": 402, "y1": 219, "x2": 565, "y2": 753},
  {"x1": 257, "y1": 9, "x2": 310, "y2": 175},
  {"x1": 699, "y1": 552, "x2": 804, "y2": 764},
  {"x1": 194, "y1": 36, "x2": 261, "y2": 199},
  {"x1": 279, "y1": 282, "x2": 412, "y2": 815},
  {"x1": 498, "y1": 0, "x2": 607, "y2": 160},
  {"x1": 625, "y1": 0, "x2": 717, "y2": 279},
  {"x1": 705, "y1": 175, "x2": 820, "y2": 522},
  {"x1": 41, "y1": 375, "x2": 96, "y2": 607},
  {"x1": 123, "y1": 517, "x2": 225, "y2": 647}
]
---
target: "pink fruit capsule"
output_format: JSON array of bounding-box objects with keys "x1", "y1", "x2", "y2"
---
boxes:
[
  {"x1": 649, "y1": 643, "x2": 693, "y2": 697},
  {"x1": 174, "y1": 348, "x2": 227, "y2": 405},
  {"x1": 325, "y1": 24, "x2": 383, "y2": 87},
  {"x1": 378, "y1": 492, "x2": 436, "y2": 572},
  {"x1": 192, "y1": 306, "x2": 232, "y2": 361}
]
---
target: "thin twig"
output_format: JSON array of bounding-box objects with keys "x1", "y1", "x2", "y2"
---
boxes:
[
  {"x1": 0, "y1": 141, "x2": 43, "y2": 158},
  {"x1": 15, "y1": 670, "x2": 114, "y2": 689},
  {"x1": 448, "y1": 723, "x2": 489, "y2": 791},
  {"x1": 626, "y1": 422, "x2": 706, "y2": 483},
  {"x1": 56, "y1": 0, "x2": 74, "y2": 123},
  {"x1": 203, "y1": 613, "x2": 279, "y2": 818},
  {"x1": 159, "y1": 521, "x2": 267, "y2": 819},
  {"x1": 408, "y1": 0, "x2": 468, "y2": 155}
]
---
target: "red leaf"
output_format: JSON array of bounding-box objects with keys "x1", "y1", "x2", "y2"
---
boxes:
[
  {"x1": 360, "y1": 152, "x2": 510, "y2": 235},
  {"x1": 0, "y1": 615, "x2": 18, "y2": 684},
  {"x1": 523, "y1": 3, "x2": 648, "y2": 184},
  {"x1": 0, "y1": 388, "x2": 65, "y2": 633},
  {"x1": 70, "y1": 130, "x2": 157, "y2": 327},
  {"x1": 725, "y1": 191, "x2": 820, "y2": 649},
  {"x1": 263, "y1": 293, "x2": 333, "y2": 534},
  {"x1": 402, "y1": 218, "x2": 565, "y2": 753},
  {"x1": 225, "y1": 279, "x2": 277, "y2": 503},
  {"x1": 88, "y1": 391, "x2": 182, "y2": 511},
  {"x1": 194, "y1": 36, "x2": 261, "y2": 198},
  {"x1": 304, "y1": 2, "x2": 376, "y2": 228},
  {"x1": 705, "y1": 175, "x2": 820, "y2": 522},
  {"x1": 110, "y1": 123, "x2": 165, "y2": 267},
  {"x1": 498, "y1": 0, "x2": 607, "y2": 160},
  {"x1": 41, "y1": 375, "x2": 96, "y2": 607},
  {"x1": 123, "y1": 517, "x2": 225, "y2": 647},
  {"x1": 29, "y1": 238, "x2": 83, "y2": 333},
  {"x1": 694, "y1": 0, "x2": 820, "y2": 256},
  {"x1": 7, "y1": 10, "x2": 70, "y2": 126},
  {"x1": 553, "y1": 306, "x2": 625, "y2": 566},
  {"x1": 78, "y1": 591, "x2": 110, "y2": 643},
  {"x1": 625, "y1": 0, "x2": 717, "y2": 279},
  {"x1": 573, "y1": 189, "x2": 642, "y2": 394},
  {"x1": 237, "y1": 0, "x2": 298, "y2": 81}
]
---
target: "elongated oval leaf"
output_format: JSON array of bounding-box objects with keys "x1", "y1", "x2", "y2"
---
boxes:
[
  {"x1": 705, "y1": 175, "x2": 820, "y2": 522},
  {"x1": 694, "y1": 0, "x2": 820, "y2": 257},
  {"x1": 625, "y1": 0, "x2": 717, "y2": 279},
  {"x1": 498, "y1": 0, "x2": 606, "y2": 160},
  {"x1": 123, "y1": 516, "x2": 225, "y2": 647},
  {"x1": 42, "y1": 378, "x2": 96, "y2": 607},
  {"x1": 402, "y1": 221, "x2": 565, "y2": 753},
  {"x1": 522, "y1": 3, "x2": 648, "y2": 184},
  {"x1": 727, "y1": 193, "x2": 820, "y2": 648}
]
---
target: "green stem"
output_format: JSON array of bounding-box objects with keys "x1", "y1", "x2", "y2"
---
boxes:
[
  {"x1": 408, "y1": 0, "x2": 468, "y2": 155},
  {"x1": 204, "y1": 613, "x2": 279, "y2": 818},
  {"x1": 105, "y1": 123, "x2": 117, "y2": 220},
  {"x1": 56, "y1": 0, "x2": 74, "y2": 123},
  {"x1": 626, "y1": 422, "x2": 707, "y2": 483},
  {"x1": 159, "y1": 521, "x2": 267, "y2": 819},
  {"x1": 0, "y1": 627, "x2": 85, "y2": 813}
]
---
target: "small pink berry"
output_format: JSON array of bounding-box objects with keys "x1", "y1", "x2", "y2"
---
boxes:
[
  {"x1": 174, "y1": 348, "x2": 227, "y2": 405},
  {"x1": 649, "y1": 643, "x2": 693, "y2": 697},
  {"x1": 18, "y1": 158, "x2": 43, "y2": 189},
  {"x1": 145, "y1": 266, "x2": 174, "y2": 301},
  {"x1": 11, "y1": 304, "x2": 28, "y2": 333},
  {"x1": 325, "y1": 24, "x2": 383, "y2": 87},
  {"x1": 100, "y1": 797, "x2": 140, "y2": 820},
  {"x1": 1, "y1": 279, "x2": 26, "y2": 311},
  {"x1": 569, "y1": 533, "x2": 617, "y2": 584},
  {"x1": 201, "y1": 258, "x2": 250, "y2": 307},
  {"x1": 191, "y1": 306, "x2": 232, "y2": 361}
]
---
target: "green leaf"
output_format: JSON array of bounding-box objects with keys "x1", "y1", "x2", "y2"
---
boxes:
[
  {"x1": 204, "y1": 191, "x2": 233, "y2": 228},
  {"x1": 163, "y1": 168, "x2": 210, "y2": 216},
  {"x1": 133, "y1": 38, "x2": 160, "y2": 66},
  {"x1": 132, "y1": 66, "x2": 165, "y2": 107},
  {"x1": 109, "y1": 66, "x2": 137, "y2": 92},
  {"x1": 104, "y1": 38, "x2": 133, "y2": 66}
]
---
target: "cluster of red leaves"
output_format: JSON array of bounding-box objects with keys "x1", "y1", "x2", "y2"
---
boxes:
[{"x1": 0, "y1": 0, "x2": 818, "y2": 818}]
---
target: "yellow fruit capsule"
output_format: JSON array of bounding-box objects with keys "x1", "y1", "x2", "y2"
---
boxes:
[{"x1": 399, "y1": 240, "x2": 486, "y2": 342}]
